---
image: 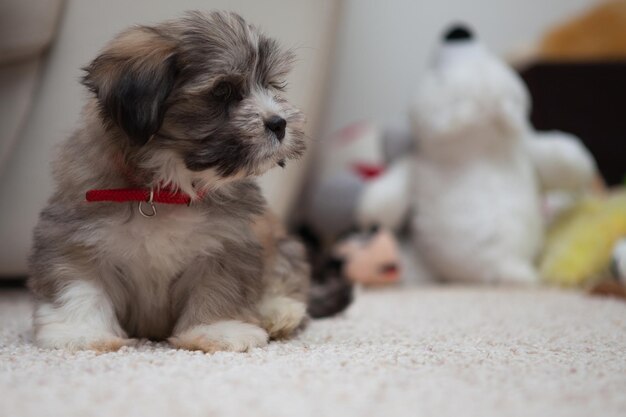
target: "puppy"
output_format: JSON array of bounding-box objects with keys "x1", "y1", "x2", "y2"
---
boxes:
[{"x1": 28, "y1": 11, "x2": 310, "y2": 352}]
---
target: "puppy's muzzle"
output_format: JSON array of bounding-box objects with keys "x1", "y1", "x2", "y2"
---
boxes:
[{"x1": 265, "y1": 115, "x2": 287, "y2": 141}]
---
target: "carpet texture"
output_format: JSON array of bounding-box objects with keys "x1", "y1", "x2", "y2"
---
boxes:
[{"x1": 1, "y1": 287, "x2": 625, "y2": 417}]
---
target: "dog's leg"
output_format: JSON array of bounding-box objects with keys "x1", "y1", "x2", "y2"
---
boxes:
[
  {"x1": 34, "y1": 279, "x2": 131, "y2": 351},
  {"x1": 169, "y1": 321, "x2": 268, "y2": 353},
  {"x1": 257, "y1": 237, "x2": 310, "y2": 339},
  {"x1": 168, "y1": 249, "x2": 269, "y2": 353},
  {"x1": 258, "y1": 294, "x2": 307, "y2": 339}
]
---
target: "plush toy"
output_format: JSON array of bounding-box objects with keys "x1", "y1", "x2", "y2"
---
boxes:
[
  {"x1": 301, "y1": 122, "x2": 412, "y2": 316},
  {"x1": 304, "y1": 225, "x2": 402, "y2": 318},
  {"x1": 301, "y1": 120, "x2": 411, "y2": 282},
  {"x1": 408, "y1": 25, "x2": 597, "y2": 284},
  {"x1": 306, "y1": 122, "x2": 412, "y2": 240},
  {"x1": 333, "y1": 226, "x2": 401, "y2": 286},
  {"x1": 540, "y1": 191, "x2": 626, "y2": 287}
]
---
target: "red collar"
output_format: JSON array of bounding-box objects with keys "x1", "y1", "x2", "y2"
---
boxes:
[
  {"x1": 85, "y1": 153, "x2": 195, "y2": 215},
  {"x1": 85, "y1": 188, "x2": 192, "y2": 205}
]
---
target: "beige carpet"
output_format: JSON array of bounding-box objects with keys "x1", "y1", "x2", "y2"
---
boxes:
[{"x1": 1, "y1": 287, "x2": 625, "y2": 417}]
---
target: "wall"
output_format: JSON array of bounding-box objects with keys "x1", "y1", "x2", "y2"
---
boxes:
[{"x1": 321, "y1": 0, "x2": 598, "y2": 136}]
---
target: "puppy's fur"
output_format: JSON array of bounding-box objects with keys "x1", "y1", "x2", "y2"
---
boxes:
[{"x1": 28, "y1": 11, "x2": 310, "y2": 352}]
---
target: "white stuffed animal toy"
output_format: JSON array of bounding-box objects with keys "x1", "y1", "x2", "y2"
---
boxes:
[{"x1": 410, "y1": 26, "x2": 597, "y2": 284}]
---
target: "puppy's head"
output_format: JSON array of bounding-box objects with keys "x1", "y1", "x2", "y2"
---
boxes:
[{"x1": 83, "y1": 11, "x2": 305, "y2": 195}]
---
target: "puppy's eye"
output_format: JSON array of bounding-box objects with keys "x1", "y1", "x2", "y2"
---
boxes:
[
  {"x1": 268, "y1": 81, "x2": 288, "y2": 91},
  {"x1": 212, "y1": 81, "x2": 236, "y2": 101},
  {"x1": 368, "y1": 224, "x2": 380, "y2": 236}
]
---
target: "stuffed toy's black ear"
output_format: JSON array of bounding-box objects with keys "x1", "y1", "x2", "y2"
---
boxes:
[{"x1": 82, "y1": 27, "x2": 178, "y2": 146}]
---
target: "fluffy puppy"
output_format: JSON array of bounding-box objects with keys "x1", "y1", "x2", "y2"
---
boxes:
[{"x1": 28, "y1": 11, "x2": 310, "y2": 352}]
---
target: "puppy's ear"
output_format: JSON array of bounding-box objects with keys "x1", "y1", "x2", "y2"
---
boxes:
[{"x1": 82, "y1": 27, "x2": 178, "y2": 146}]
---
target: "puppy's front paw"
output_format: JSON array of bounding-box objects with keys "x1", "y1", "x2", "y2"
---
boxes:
[
  {"x1": 34, "y1": 300, "x2": 132, "y2": 352},
  {"x1": 35, "y1": 329, "x2": 133, "y2": 352},
  {"x1": 259, "y1": 296, "x2": 307, "y2": 339},
  {"x1": 89, "y1": 337, "x2": 136, "y2": 353},
  {"x1": 169, "y1": 321, "x2": 268, "y2": 353}
]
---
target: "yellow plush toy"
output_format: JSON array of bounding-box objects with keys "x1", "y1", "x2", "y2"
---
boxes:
[{"x1": 540, "y1": 190, "x2": 626, "y2": 287}]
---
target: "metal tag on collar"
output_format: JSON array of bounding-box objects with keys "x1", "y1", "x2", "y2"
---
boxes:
[{"x1": 138, "y1": 188, "x2": 157, "y2": 218}]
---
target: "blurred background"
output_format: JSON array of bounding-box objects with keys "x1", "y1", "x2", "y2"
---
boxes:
[{"x1": 0, "y1": 0, "x2": 624, "y2": 278}]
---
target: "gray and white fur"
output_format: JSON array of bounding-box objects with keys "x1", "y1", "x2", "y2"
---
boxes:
[{"x1": 28, "y1": 11, "x2": 310, "y2": 352}]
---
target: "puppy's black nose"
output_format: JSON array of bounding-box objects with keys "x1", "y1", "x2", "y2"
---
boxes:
[
  {"x1": 444, "y1": 24, "x2": 473, "y2": 42},
  {"x1": 265, "y1": 116, "x2": 287, "y2": 141}
]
